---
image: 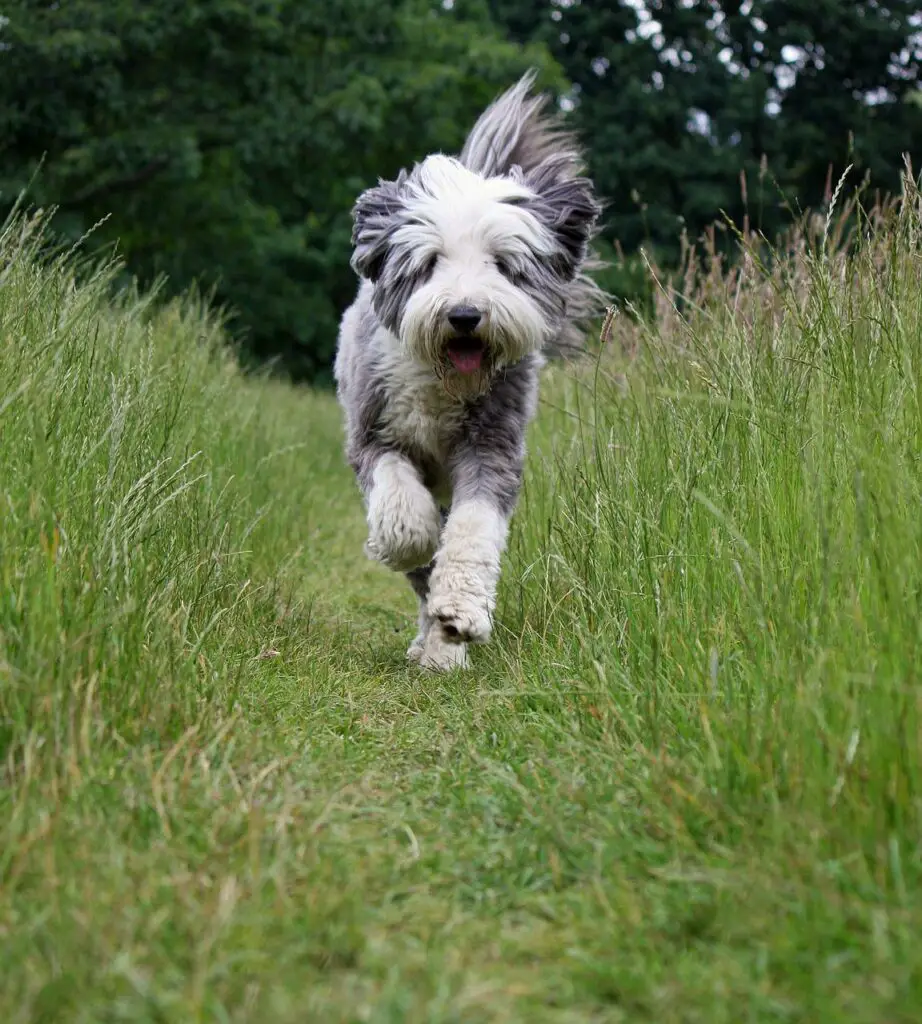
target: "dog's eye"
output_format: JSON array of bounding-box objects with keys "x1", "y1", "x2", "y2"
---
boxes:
[
  {"x1": 494, "y1": 256, "x2": 515, "y2": 280},
  {"x1": 419, "y1": 253, "x2": 439, "y2": 283}
]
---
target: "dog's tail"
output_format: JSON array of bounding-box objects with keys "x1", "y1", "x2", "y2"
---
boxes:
[{"x1": 460, "y1": 71, "x2": 610, "y2": 359}]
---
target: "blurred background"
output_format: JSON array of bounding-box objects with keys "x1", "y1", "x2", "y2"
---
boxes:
[{"x1": 1, "y1": 0, "x2": 919, "y2": 385}]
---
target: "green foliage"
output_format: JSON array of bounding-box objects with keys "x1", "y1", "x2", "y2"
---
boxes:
[
  {"x1": 1, "y1": 0, "x2": 919, "y2": 383},
  {"x1": 490, "y1": 0, "x2": 922, "y2": 258},
  {"x1": 590, "y1": 236, "x2": 657, "y2": 318},
  {"x1": 2, "y1": 174, "x2": 922, "y2": 1020},
  {"x1": 0, "y1": 0, "x2": 561, "y2": 381}
]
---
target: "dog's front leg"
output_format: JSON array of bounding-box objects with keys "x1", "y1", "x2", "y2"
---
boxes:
[
  {"x1": 423, "y1": 431, "x2": 525, "y2": 665},
  {"x1": 406, "y1": 562, "x2": 469, "y2": 671},
  {"x1": 426, "y1": 491, "x2": 512, "y2": 649},
  {"x1": 362, "y1": 451, "x2": 442, "y2": 573},
  {"x1": 419, "y1": 369, "x2": 534, "y2": 670}
]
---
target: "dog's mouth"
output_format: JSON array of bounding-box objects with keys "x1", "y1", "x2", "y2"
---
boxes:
[{"x1": 445, "y1": 336, "x2": 487, "y2": 375}]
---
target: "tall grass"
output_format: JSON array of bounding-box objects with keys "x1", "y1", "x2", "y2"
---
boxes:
[
  {"x1": 512, "y1": 169, "x2": 922, "y2": 850},
  {"x1": 2, "y1": 175, "x2": 921, "y2": 1021},
  {"x1": 0, "y1": 211, "x2": 290, "y2": 756}
]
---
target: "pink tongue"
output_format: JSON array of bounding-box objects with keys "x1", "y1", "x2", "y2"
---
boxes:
[{"x1": 447, "y1": 347, "x2": 484, "y2": 374}]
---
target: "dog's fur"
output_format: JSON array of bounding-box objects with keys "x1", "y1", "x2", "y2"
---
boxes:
[{"x1": 334, "y1": 71, "x2": 606, "y2": 670}]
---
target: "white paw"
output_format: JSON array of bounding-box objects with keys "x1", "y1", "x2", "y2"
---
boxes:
[
  {"x1": 406, "y1": 634, "x2": 426, "y2": 663},
  {"x1": 426, "y1": 575, "x2": 493, "y2": 645},
  {"x1": 365, "y1": 482, "x2": 441, "y2": 573},
  {"x1": 417, "y1": 632, "x2": 469, "y2": 672}
]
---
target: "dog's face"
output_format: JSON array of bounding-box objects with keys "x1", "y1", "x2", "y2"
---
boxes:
[{"x1": 351, "y1": 155, "x2": 598, "y2": 386}]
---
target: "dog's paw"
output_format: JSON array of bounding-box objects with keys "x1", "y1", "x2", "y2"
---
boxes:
[
  {"x1": 427, "y1": 583, "x2": 492, "y2": 645},
  {"x1": 365, "y1": 485, "x2": 441, "y2": 572},
  {"x1": 406, "y1": 634, "x2": 426, "y2": 663},
  {"x1": 416, "y1": 632, "x2": 469, "y2": 672}
]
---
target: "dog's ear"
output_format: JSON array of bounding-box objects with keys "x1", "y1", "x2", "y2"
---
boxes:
[
  {"x1": 525, "y1": 169, "x2": 600, "y2": 280},
  {"x1": 351, "y1": 174, "x2": 406, "y2": 282}
]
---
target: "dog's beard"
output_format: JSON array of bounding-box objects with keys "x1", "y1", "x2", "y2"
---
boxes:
[
  {"x1": 444, "y1": 335, "x2": 487, "y2": 375},
  {"x1": 432, "y1": 334, "x2": 495, "y2": 399},
  {"x1": 399, "y1": 288, "x2": 549, "y2": 396}
]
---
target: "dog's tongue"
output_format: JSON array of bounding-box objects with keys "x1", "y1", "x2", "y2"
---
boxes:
[{"x1": 447, "y1": 343, "x2": 484, "y2": 375}]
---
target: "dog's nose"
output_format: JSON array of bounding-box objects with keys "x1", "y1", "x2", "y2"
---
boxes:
[{"x1": 446, "y1": 306, "x2": 482, "y2": 335}]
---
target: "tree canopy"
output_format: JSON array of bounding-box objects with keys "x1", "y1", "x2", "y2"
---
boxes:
[
  {"x1": 1, "y1": 0, "x2": 919, "y2": 380},
  {"x1": 0, "y1": 0, "x2": 560, "y2": 381},
  {"x1": 490, "y1": 0, "x2": 922, "y2": 254}
]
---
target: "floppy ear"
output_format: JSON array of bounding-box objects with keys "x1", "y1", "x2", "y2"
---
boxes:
[
  {"x1": 525, "y1": 169, "x2": 600, "y2": 280},
  {"x1": 350, "y1": 174, "x2": 406, "y2": 282}
]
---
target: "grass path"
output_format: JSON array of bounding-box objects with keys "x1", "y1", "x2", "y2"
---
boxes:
[{"x1": 2, "y1": 199, "x2": 922, "y2": 1022}]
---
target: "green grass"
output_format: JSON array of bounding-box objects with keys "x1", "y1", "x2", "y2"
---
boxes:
[{"x1": 2, "y1": 183, "x2": 922, "y2": 1023}]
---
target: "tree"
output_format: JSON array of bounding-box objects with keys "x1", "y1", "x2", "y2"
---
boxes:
[
  {"x1": 0, "y1": 0, "x2": 562, "y2": 381},
  {"x1": 488, "y1": 0, "x2": 922, "y2": 261},
  {"x1": 753, "y1": 0, "x2": 922, "y2": 207}
]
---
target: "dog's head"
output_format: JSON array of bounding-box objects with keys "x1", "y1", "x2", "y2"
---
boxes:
[
  {"x1": 350, "y1": 155, "x2": 597, "y2": 387},
  {"x1": 350, "y1": 74, "x2": 602, "y2": 390}
]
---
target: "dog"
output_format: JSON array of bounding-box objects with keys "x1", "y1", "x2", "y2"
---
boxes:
[{"x1": 334, "y1": 70, "x2": 606, "y2": 671}]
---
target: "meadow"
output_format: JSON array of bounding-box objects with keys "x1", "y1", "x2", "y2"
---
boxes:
[{"x1": 2, "y1": 177, "x2": 921, "y2": 1022}]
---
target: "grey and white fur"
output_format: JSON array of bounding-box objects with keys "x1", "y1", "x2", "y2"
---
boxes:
[{"x1": 334, "y1": 70, "x2": 607, "y2": 671}]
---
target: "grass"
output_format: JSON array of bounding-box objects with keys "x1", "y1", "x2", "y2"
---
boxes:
[{"x1": 1, "y1": 175, "x2": 921, "y2": 1022}]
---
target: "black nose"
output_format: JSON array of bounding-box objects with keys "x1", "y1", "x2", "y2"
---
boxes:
[{"x1": 446, "y1": 306, "x2": 482, "y2": 335}]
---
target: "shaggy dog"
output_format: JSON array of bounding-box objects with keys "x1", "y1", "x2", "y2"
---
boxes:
[{"x1": 334, "y1": 71, "x2": 606, "y2": 670}]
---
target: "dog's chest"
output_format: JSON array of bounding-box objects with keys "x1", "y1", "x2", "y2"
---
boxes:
[{"x1": 377, "y1": 363, "x2": 466, "y2": 464}]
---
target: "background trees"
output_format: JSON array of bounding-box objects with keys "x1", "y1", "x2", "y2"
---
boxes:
[
  {"x1": 490, "y1": 0, "x2": 922, "y2": 255},
  {"x1": 1, "y1": 0, "x2": 919, "y2": 380},
  {"x1": 0, "y1": 0, "x2": 559, "y2": 381}
]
